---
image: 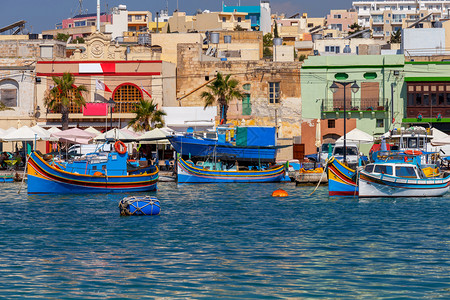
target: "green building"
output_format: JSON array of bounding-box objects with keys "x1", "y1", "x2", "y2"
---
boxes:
[
  {"x1": 403, "y1": 61, "x2": 450, "y2": 131},
  {"x1": 300, "y1": 55, "x2": 405, "y2": 155}
]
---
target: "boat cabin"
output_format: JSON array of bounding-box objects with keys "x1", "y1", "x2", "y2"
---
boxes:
[{"x1": 364, "y1": 161, "x2": 425, "y2": 179}]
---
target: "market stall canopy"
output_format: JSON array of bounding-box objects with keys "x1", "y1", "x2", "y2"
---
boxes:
[
  {"x1": 84, "y1": 126, "x2": 102, "y2": 136},
  {"x1": 336, "y1": 128, "x2": 373, "y2": 144},
  {"x1": 5, "y1": 127, "x2": 18, "y2": 135},
  {"x1": 31, "y1": 125, "x2": 58, "y2": 141},
  {"x1": 94, "y1": 128, "x2": 137, "y2": 142},
  {"x1": 51, "y1": 128, "x2": 97, "y2": 144},
  {"x1": 47, "y1": 126, "x2": 62, "y2": 134},
  {"x1": 120, "y1": 128, "x2": 141, "y2": 138},
  {"x1": 2, "y1": 126, "x2": 49, "y2": 142},
  {"x1": 431, "y1": 128, "x2": 448, "y2": 145},
  {"x1": 137, "y1": 128, "x2": 170, "y2": 144}
]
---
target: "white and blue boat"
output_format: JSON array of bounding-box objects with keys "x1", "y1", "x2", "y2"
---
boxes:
[{"x1": 359, "y1": 153, "x2": 450, "y2": 198}]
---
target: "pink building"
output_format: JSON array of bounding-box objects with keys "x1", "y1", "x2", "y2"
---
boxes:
[
  {"x1": 55, "y1": 13, "x2": 112, "y2": 38},
  {"x1": 326, "y1": 9, "x2": 358, "y2": 33}
]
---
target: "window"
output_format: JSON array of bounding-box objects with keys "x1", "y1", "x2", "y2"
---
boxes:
[
  {"x1": 307, "y1": 23, "x2": 313, "y2": 27},
  {"x1": 376, "y1": 119, "x2": 384, "y2": 128},
  {"x1": 243, "y1": 84, "x2": 251, "y2": 91},
  {"x1": 431, "y1": 93, "x2": 437, "y2": 105},
  {"x1": 328, "y1": 119, "x2": 335, "y2": 128},
  {"x1": 374, "y1": 164, "x2": 393, "y2": 175},
  {"x1": 242, "y1": 94, "x2": 251, "y2": 115},
  {"x1": 439, "y1": 93, "x2": 444, "y2": 105},
  {"x1": 135, "y1": 15, "x2": 142, "y2": 20},
  {"x1": 395, "y1": 166, "x2": 417, "y2": 178},
  {"x1": 365, "y1": 164, "x2": 374, "y2": 172},
  {"x1": 335, "y1": 46, "x2": 340, "y2": 54},
  {"x1": 269, "y1": 82, "x2": 280, "y2": 104},
  {"x1": 325, "y1": 46, "x2": 330, "y2": 52},
  {"x1": 237, "y1": 17, "x2": 242, "y2": 22},
  {"x1": 74, "y1": 20, "x2": 86, "y2": 27},
  {"x1": 128, "y1": 16, "x2": 132, "y2": 22},
  {"x1": 330, "y1": 46, "x2": 335, "y2": 52},
  {"x1": 222, "y1": 17, "x2": 226, "y2": 22},
  {"x1": 0, "y1": 80, "x2": 19, "y2": 107},
  {"x1": 113, "y1": 84, "x2": 143, "y2": 113},
  {"x1": 334, "y1": 14, "x2": 341, "y2": 19}
]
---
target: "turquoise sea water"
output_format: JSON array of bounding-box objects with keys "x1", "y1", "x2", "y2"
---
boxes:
[{"x1": 0, "y1": 182, "x2": 449, "y2": 299}]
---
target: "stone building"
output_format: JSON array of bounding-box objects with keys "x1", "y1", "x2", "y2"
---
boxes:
[
  {"x1": 35, "y1": 32, "x2": 176, "y2": 130},
  {"x1": 0, "y1": 36, "x2": 67, "y2": 130},
  {"x1": 176, "y1": 43, "x2": 302, "y2": 160}
]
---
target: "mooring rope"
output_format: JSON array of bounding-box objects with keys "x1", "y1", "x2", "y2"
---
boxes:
[{"x1": 309, "y1": 159, "x2": 329, "y2": 196}]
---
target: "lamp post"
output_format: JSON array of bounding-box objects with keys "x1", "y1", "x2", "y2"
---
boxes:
[
  {"x1": 329, "y1": 80, "x2": 359, "y2": 163},
  {"x1": 107, "y1": 98, "x2": 116, "y2": 131}
]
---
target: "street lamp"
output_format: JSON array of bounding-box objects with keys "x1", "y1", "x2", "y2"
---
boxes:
[
  {"x1": 330, "y1": 80, "x2": 360, "y2": 163},
  {"x1": 107, "y1": 98, "x2": 116, "y2": 131}
]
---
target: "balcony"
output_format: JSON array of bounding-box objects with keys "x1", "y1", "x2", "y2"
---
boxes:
[{"x1": 321, "y1": 98, "x2": 388, "y2": 113}]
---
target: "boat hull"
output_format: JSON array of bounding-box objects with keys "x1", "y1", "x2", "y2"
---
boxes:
[
  {"x1": 169, "y1": 136, "x2": 277, "y2": 162},
  {"x1": 359, "y1": 172, "x2": 450, "y2": 198},
  {"x1": 27, "y1": 152, "x2": 158, "y2": 194},
  {"x1": 327, "y1": 157, "x2": 358, "y2": 196},
  {"x1": 177, "y1": 158, "x2": 285, "y2": 183}
]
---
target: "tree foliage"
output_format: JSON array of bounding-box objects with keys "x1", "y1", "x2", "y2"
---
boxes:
[
  {"x1": 274, "y1": 21, "x2": 279, "y2": 38},
  {"x1": 44, "y1": 72, "x2": 87, "y2": 130},
  {"x1": 263, "y1": 33, "x2": 273, "y2": 47},
  {"x1": 201, "y1": 72, "x2": 244, "y2": 124},
  {"x1": 390, "y1": 29, "x2": 401, "y2": 44},
  {"x1": 128, "y1": 99, "x2": 166, "y2": 132},
  {"x1": 55, "y1": 33, "x2": 70, "y2": 42},
  {"x1": 348, "y1": 22, "x2": 363, "y2": 35}
]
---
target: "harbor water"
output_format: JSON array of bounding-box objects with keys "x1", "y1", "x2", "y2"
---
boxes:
[{"x1": 0, "y1": 182, "x2": 449, "y2": 298}]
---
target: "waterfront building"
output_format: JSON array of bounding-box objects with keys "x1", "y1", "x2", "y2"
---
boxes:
[
  {"x1": 0, "y1": 35, "x2": 66, "y2": 130},
  {"x1": 301, "y1": 54, "x2": 405, "y2": 155},
  {"x1": 352, "y1": 0, "x2": 450, "y2": 41},
  {"x1": 403, "y1": 59, "x2": 450, "y2": 131},
  {"x1": 34, "y1": 32, "x2": 176, "y2": 129},
  {"x1": 176, "y1": 43, "x2": 302, "y2": 160}
]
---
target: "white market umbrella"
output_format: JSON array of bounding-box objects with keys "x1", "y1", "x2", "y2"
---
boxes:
[
  {"x1": 314, "y1": 119, "x2": 321, "y2": 148},
  {"x1": 3, "y1": 126, "x2": 47, "y2": 142},
  {"x1": 137, "y1": 128, "x2": 170, "y2": 144},
  {"x1": 94, "y1": 128, "x2": 137, "y2": 142},
  {"x1": 47, "y1": 126, "x2": 62, "y2": 134},
  {"x1": 336, "y1": 128, "x2": 373, "y2": 144},
  {"x1": 84, "y1": 126, "x2": 102, "y2": 136},
  {"x1": 5, "y1": 127, "x2": 17, "y2": 135},
  {"x1": 51, "y1": 128, "x2": 97, "y2": 145},
  {"x1": 31, "y1": 125, "x2": 55, "y2": 141}
]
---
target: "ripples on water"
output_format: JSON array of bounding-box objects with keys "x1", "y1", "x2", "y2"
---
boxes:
[{"x1": 0, "y1": 182, "x2": 448, "y2": 298}]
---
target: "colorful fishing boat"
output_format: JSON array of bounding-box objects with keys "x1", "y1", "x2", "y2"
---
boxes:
[
  {"x1": 359, "y1": 154, "x2": 450, "y2": 198},
  {"x1": 176, "y1": 157, "x2": 286, "y2": 183},
  {"x1": 327, "y1": 156, "x2": 358, "y2": 196},
  {"x1": 27, "y1": 146, "x2": 158, "y2": 194},
  {"x1": 169, "y1": 126, "x2": 284, "y2": 163}
]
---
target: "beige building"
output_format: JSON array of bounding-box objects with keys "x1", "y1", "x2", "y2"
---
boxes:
[
  {"x1": 0, "y1": 36, "x2": 67, "y2": 130},
  {"x1": 176, "y1": 43, "x2": 302, "y2": 159},
  {"x1": 167, "y1": 11, "x2": 251, "y2": 33},
  {"x1": 35, "y1": 32, "x2": 176, "y2": 130}
]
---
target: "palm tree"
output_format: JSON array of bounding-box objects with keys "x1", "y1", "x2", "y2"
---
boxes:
[
  {"x1": 44, "y1": 72, "x2": 87, "y2": 130},
  {"x1": 201, "y1": 72, "x2": 244, "y2": 124},
  {"x1": 128, "y1": 99, "x2": 166, "y2": 132}
]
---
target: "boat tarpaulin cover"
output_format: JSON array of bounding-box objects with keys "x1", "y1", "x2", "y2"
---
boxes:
[{"x1": 236, "y1": 127, "x2": 276, "y2": 147}]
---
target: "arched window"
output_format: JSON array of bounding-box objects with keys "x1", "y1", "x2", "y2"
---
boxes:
[
  {"x1": 113, "y1": 83, "x2": 143, "y2": 113},
  {"x1": 0, "y1": 79, "x2": 19, "y2": 107}
]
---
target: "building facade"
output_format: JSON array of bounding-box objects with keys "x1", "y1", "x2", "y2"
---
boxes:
[
  {"x1": 34, "y1": 33, "x2": 176, "y2": 130},
  {"x1": 301, "y1": 54, "x2": 405, "y2": 155}
]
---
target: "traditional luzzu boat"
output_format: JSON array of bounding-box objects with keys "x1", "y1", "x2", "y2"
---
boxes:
[
  {"x1": 327, "y1": 156, "x2": 358, "y2": 196},
  {"x1": 27, "y1": 143, "x2": 159, "y2": 194},
  {"x1": 176, "y1": 157, "x2": 286, "y2": 183},
  {"x1": 359, "y1": 153, "x2": 450, "y2": 198}
]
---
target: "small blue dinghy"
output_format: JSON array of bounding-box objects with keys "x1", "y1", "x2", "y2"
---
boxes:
[{"x1": 119, "y1": 196, "x2": 161, "y2": 216}]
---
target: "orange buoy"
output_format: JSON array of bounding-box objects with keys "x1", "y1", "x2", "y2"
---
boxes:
[{"x1": 272, "y1": 189, "x2": 288, "y2": 197}]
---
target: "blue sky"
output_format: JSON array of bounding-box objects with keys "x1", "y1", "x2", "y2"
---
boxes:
[{"x1": 0, "y1": 0, "x2": 353, "y2": 33}]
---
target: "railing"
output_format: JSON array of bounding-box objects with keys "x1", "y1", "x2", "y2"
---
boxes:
[{"x1": 321, "y1": 98, "x2": 388, "y2": 113}]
